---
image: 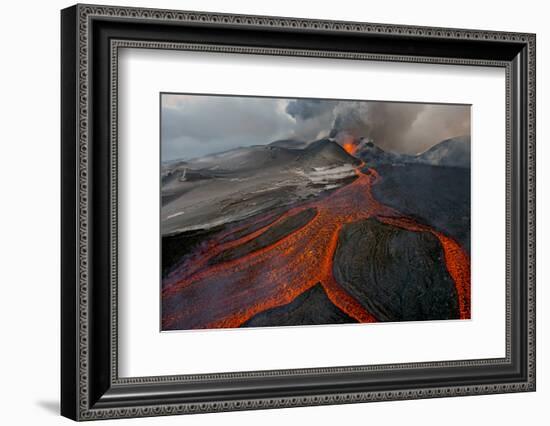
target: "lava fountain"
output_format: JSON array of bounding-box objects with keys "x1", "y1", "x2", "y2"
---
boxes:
[{"x1": 341, "y1": 135, "x2": 358, "y2": 156}]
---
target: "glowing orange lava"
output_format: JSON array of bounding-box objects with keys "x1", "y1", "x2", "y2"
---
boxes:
[
  {"x1": 162, "y1": 163, "x2": 471, "y2": 330},
  {"x1": 343, "y1": 143, "x2": 357, "y2": 155}
]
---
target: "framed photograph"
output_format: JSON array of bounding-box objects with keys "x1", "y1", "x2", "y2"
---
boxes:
[{"x1": 61, "y1": 4, "x2": 536, "y2": 421}]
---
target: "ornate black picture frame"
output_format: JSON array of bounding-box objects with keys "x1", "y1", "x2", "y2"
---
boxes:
[{"x1": 61, "y1": 4, "x2": 536, "y2": 421}]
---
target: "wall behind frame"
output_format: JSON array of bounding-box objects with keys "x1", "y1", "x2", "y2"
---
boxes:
[{"x1": 0, "y1": 0, "x2": 546, "y2": 425}]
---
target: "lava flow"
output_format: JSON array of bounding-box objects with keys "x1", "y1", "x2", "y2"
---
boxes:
[{"x1": 162, "y1": 163, "x2": 471, "y2": 330}]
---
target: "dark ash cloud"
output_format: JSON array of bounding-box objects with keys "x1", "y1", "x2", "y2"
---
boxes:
[
  {"x1": 286, "y1": 99, "x2": 337, "y2": 120},
  {"x1": 161, "y1": 94, "x2": 470, "y2": 161},
  {"x1": 329, "y1": 101, "x2": 470, "y2": 154},
  {"x1": 358, "y1": 102, "x2": 470, "y2": 154}
]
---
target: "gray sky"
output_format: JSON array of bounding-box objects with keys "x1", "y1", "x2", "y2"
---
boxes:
[{"x1": 161, "y1": 93, "x2": 470, "y2": 161}]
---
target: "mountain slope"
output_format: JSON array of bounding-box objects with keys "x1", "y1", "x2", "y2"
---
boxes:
[
  {"x1": 161, "y1": 138, "x2": 361, "y2": 235},
  {"x1": 268, "y1": 138, "x2": 308, "y2": 149},
  {"x1": 356, "y1": 135, "x2": 470, "y2": 168},
  {"x1": 416, "y1": 135, "x2": 470, "y2": 168},
  {"x1": 357, "y1": 140, "x2": 413, "y2": 164},
  {"x1": 297, "y1": 138, "x2": 362, "y2": 168},
  {"x1": 179, "y1": 145, "x2": 300, "y2": 173}
]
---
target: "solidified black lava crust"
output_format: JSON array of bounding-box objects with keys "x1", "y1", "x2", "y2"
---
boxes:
[
  {"x1": 333, "y1": 218, "x2": 460, "y2": 322},
  {"x1": 242, "y1": 283, "x2": 358, "y2": 327},
  {"x1": 210, "y1": 208, "x2": 317, "y2": 265},
  {"x1": 372, "y1": 164, "x2": 470, "y2": 253}
]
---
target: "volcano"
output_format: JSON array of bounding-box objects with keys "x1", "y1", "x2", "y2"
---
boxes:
[
  {"x1": 161, "y1": 135, "x2": 470, "y2": 330},
  {"x1": 296, "y1": 138, "x2": 362, "y2": 168}
]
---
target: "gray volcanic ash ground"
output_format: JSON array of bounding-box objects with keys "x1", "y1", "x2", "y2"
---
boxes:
[{"x1": 161, "y1": 138, "x2": 359, "y2": 236}]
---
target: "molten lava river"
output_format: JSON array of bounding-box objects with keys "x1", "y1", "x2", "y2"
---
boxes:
[{"x1": 162, "y1": 164, "x2": 470, "y2": 330}]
